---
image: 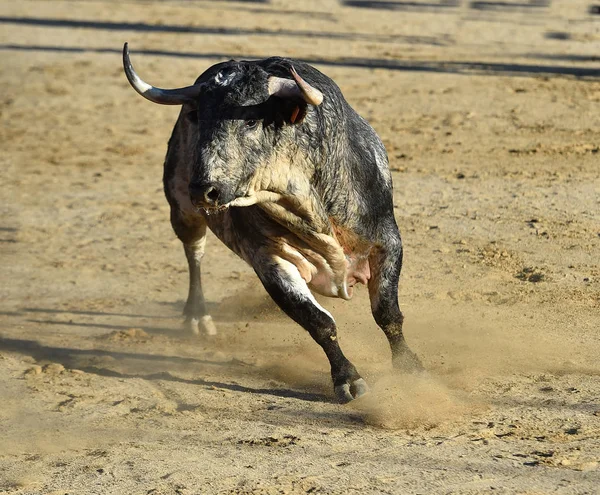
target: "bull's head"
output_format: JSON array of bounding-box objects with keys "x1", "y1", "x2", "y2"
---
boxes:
[{"x1": 122, "y1": 43, "x2": 324, "y2": 211}]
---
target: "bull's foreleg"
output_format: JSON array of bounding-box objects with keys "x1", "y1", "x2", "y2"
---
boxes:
[
  {"x1": 254, "y1": 255, "x2": 367, "y2": 403},
  {"x1": 170, "y1": 210, "x2": 216, "y2": 336},
  {"x1": 368, "y1": 231, "x2": 423, "y2": 372}
]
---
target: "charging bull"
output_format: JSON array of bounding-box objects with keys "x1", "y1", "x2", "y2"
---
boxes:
[{"x1": 122, "y1": 43, "x2": 422, "y2": 402}]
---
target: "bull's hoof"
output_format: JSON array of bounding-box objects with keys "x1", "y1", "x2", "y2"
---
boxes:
[
  {"x1": 393, "y1": 348, "x2": 425, "y2": 373},
  {"x1": 334, "y1": 378, "x2": 369, "y2": 404},
  {"x1": 185, "y1": 315, "x2": 217, "y2": 337}
]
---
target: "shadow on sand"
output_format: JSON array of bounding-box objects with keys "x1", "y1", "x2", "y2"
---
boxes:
[
  {"x1": 2, "y1": 43, "x2": 599, "y2": 79},
  {"x1": 0, "y1": 335, "x2": 332, "y2": 403}
]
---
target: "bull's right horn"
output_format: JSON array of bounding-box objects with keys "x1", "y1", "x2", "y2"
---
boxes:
[
  {"x1": 268, "y1": 66, "x2": 324, "y2": 106},
  {"x1": 123, "y1": 43, "x2": 203, "y2": 105}
]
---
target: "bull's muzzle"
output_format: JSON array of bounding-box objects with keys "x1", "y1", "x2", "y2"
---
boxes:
[{"x1": 189, "y1": 182, "x2": 236, "y2": 210}]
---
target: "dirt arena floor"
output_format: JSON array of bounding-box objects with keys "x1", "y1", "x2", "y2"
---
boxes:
[{"x1": 1, "y1": 0, "x2": 599, "y2": 493}]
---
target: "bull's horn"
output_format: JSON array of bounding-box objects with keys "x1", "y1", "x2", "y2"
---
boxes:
[
  {"x1": 268, "y1": 66, "x2": 323, "y2": 106},
  {"x1": 122, "y1": 43, "x2": 202, "y2": 105}
]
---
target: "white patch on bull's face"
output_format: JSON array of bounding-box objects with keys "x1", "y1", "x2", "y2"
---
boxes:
[{"x1": 215, "y1": 70, "x2": 236, "y2": 86}]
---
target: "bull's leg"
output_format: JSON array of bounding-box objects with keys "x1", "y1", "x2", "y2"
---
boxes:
[
  {"x1": 368, "y1": 229, "x2": 423, "y2": 372},
  {"x1": 170, "y1": 210, "x2": 216, "y2": 336},
  {"x1": 254, "y1": 255, "x2": 367, "y2": 403}
]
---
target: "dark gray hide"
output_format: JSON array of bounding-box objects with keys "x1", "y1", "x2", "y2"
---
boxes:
[{"x1": 123, "y1": 44, "x2": 423, "y2": 403}]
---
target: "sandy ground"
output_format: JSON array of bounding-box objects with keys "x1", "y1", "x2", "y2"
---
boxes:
[{"x1": 1, "y1": 0, "x2": 599, "y2": 493}]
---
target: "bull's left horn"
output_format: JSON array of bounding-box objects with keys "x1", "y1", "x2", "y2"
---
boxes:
[
  {"x1": 122, "y1": 43, "x2": 203, "y2": 105},
  {"x1": 268, "y1": 66, "x2": 324, "y2": 106}
]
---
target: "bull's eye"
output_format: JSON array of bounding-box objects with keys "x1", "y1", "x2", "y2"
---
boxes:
[{"x1": 244, "y1": 119, "x2": 259, "y2": 129}]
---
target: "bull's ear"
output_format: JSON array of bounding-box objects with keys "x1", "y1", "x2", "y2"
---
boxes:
[
  {"x1": 269, "y1": 98, "x2": 307, "y2": 127},
  {"x1": 286, "y1": 102, "x2": 307, "y2": 125}
]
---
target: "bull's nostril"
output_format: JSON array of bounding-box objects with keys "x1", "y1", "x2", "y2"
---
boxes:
[
  {"x1": 205, "y1": 187, "x2": 220, "y2": 203},
  {"x1": 189, "y1": 182, "x2": 222, "y2": 207}
]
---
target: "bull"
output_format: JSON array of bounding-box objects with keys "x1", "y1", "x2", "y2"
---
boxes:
[{"x1": 122, "y1": 43, "x2": 422, "y2": 403}]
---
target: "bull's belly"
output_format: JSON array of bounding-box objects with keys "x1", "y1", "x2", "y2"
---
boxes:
[{"x1": 202, "y1": 206, "x2": 371, "y2": 300}]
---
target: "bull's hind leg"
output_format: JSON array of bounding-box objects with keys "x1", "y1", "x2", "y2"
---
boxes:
[
  {"x1": 170, "y1": 210, "x2": 216, "y2": 336},
  {"x1": 368, "y1": 228, "x2": 423, "y2": 372},
  {"x1": 254, "y1": 255, "x2": 367, "y2": 403}
]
